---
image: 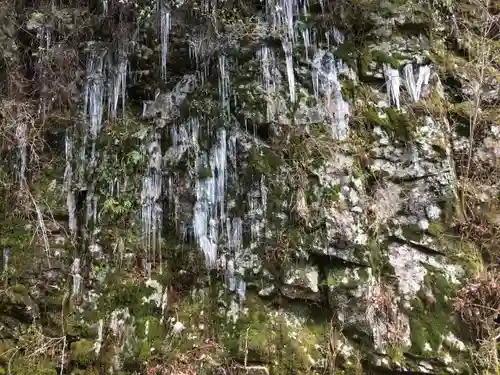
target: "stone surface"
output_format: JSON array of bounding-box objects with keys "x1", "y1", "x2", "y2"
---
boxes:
[{"x1": 0, "y1": 0, "x2": 498, "y2": 374}]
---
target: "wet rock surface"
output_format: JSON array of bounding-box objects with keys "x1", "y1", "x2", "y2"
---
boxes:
[{"x1": 0, "y1": 0, "x2": 498, "y2": 374}]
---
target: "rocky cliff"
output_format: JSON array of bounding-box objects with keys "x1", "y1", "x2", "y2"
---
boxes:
[{"x1": 0, "y1": 0, "x2": 498, "y2": 374}]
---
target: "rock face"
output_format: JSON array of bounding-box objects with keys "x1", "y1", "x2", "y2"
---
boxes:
[{"x1": 0, "y1": 0, "x2": 498, "y2": 374}]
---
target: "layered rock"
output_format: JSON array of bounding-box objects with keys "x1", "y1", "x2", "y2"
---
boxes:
[{"x1": 0, "y1": 0, "x2": 498, "y2": 374}]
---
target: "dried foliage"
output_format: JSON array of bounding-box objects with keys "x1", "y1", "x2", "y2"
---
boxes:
[
  {"x1": 366, "y1": 283, "x2": 409, "y2": 349},
  {"x1": 453, "y1": 267, "x2": 500, "y2": 340},
  {"x1": 453, "y1": 267, "x2": 500, "y2": 373}
]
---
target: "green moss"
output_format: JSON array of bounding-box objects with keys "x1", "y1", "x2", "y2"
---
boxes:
[
  {"x1": 219, "y1": 295, "x2": 321, "y2": 374},
  {"x1": 326, "y1": 267, "x2": 360, "y2": 293},
  {"x1": 70, "y1": 370, "x2": 99, "y2": 375},
  {"x1": 71, "y1": 339, "x2": 95, "y2": 366},
  {"x1": 446, "y1": 239, "x2": 483, "y2": 278},
  {"x1": 7, "y1": 358, "x2": 57, "y2": 375},
  {"x1": 198, "y1": 166, "x2": 213, "y2": 179},
  {"x1": 333, "y1": 41, "x2": 357, "y2": 68},
  {"x1": 383, "y1": 108, "x2": 417, "y2": 142},
  {"x1": 362, "y1": 107, "x2": 388, "y2": 128},
  {"x1": 365, "y1": 238, "x2": 395, "y2": 279},
  {"x1": 323, "y1": 184, "x2": 341, "y2": 203},
  {"x1": 0, "y1": 219, "x2": 32, "y2": 249},
  {"x1": 370, "y1": 50, "x2": 401, "y2": 68},
  {"x1": 387, "y1": 345, "x2": 405, "y2": 365},
  {"x1": 247, "y1": 147, "x2": 282, "y2": 177},
  {"x1": 427, "y1": 221, "x2": 446, "y2": 237},
  {"x1": 401, "y1": 225, "x2": 424, "y2": 242},
  {"x1": 408, "y1": 271, "x2": 457, "y2": 356},
  {"x1": 97, "y1": 275, "x2": 159, "y2": 318},
  {"x1": 361, "y1": 106, "x2": 417, "y2": 142}
]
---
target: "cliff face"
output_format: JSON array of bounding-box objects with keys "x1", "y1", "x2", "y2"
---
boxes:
[{"x1": 0, "y1": 0, "x2": 498, "y2": 374}]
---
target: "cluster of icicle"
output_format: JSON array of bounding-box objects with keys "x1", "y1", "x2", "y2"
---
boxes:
[
  {"x1": 176, "y1": 0, "x2": 433, "y2": 302},
  {"x1": 61, "y1": 0, "x2": 433, "y2": 304},
  {"x1": 64, "y1": 46, "x2": 129, "y2": 297},
  {"x1": 267, "y1": 0, "x2": 350, "y2": 140},
  {"x1": 181, "y1": 0, "x2": 352, "y2": 300},
  {"x1": 384, "y1": 64, "x2": 431, "y2": 109}
]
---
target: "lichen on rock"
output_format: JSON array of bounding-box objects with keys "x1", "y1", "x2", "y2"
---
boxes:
[{"x1": 0, "y1": 0, "x2": 498, "y2": 374}]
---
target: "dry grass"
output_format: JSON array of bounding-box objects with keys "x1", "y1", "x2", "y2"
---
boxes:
[
  {"x1": 453, "y1": 267, "x2": 500, "y2": 373},
  {"x1": 453, "y1": 267, "x2": 500, "y2": 340},
  {"x1": 145, "y1": 341, "x2": 221, "y2": 375},
  {"x1": 366, "y1": 283, "x2": 408, "y2": 349},
  {"x1": 0, "y1": 324, "x2": 67, "y2": 375}
]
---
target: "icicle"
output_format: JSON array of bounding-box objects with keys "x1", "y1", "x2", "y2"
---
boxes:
[
  {"x1": 218, "y1": 55, "x2": 231, "y2": 118},
  {"x1": 15, "y1": 121, "x2": 27, "y2": 184},
  {"x1": 311, "y1": 52, "x2": 321, "y2": 99},
  {"x1": 86, "y1": 52, "x2": 105, "y2": 141},
  {"x1": 302, "y1": 29, "x2": 311, "y2": 60},
  {"x1": 282, "y1": 0, "x2": 295, "y2": 42},
  {"x1": 312, "y1": 50, "x2": 350, "y2": 140},
  {"x1": 225, "y1": 217, "x2": 246, "y2": 300},
  {"x1": 332, "y1": 27, "x2": 344, "y2": 45},
  {"x1": 120, "y1": 59, "x2": 127, "y2": 117},
  {"x1": 258, "y1": 46, "x2": 277, "y2": 121},
  {"x1": 282, "y1": 40, "x2": 296, "y2": 103},
  {"x1": 384, "y1": 64, "x2": 401, "y2": 109},
  {"x1": 140, "y1": 133, "x2": 163, "y2": 272},
  {"x1": 159, "y1": 1, "x2": 171, "y2": 80},
  {"x1": 248, "y1": 175, "x2": 267, "y2": 251},
  {"x1": 70, "y1": 258, "x2": 82, "y2": 296},
  {"x1": 160, "y1": 286, "x2": 169, "y2": 324},
  {"x1": 64, "y1": 129, "x2": 77, "y2": 237},
  {"x1": 332, "y1": 90, "x2": 350, "y2": 140},
  {"x1": 215, "y1": 129, "x2": 227, "y2": 223},
  {"x1": 193, "y1": 129, "x2": 227, "y2": 269},
  {"x1": 72, "y1": 49, "x2": 107, "y2": 252},
  {"x1": 403, "y1": 64, "x2": 431, "y2": 102},
  {"x1": 2, "y1": 248, "x2": 10, "y2": 275},
  {"x1": 109, "y1": 56, "x2": 128, "y2": 120},
  {"x1": 193, "y1": 152, "x2": 217, "y2": 268},
  {"x1": 93, "y1": 319, "x2": 104, "y2": 354}
]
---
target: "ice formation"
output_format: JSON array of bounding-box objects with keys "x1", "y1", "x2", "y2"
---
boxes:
[
  {"x1": 384, "y1": 64, "x2": 401, "y2": 109},
  {"x1": 58, "y1": 0, "x2": 359, "y2": 306},
  {"x1": 403, "y1": 64, "x2": 431, "y2": 102},
  {"x1": 312, "y1": 50, "x2": 350, "y2": 140}
]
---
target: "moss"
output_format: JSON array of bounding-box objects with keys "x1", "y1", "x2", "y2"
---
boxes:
[
  {"x1": 326, "y1": 267, "x2": 362, "y2": 293},
  {"x1": 401, "y1": 225, "x2": 424, "y2": 242},
  {"x1": 387, "y1": 345, "x2": 405, "y2": 366},
  {"x1": 0, "y1": 219, "x2": 33, "y2": 250},
  {"x1": 365, "y1": 238, "x2": 395, "y2": 279},
  {"x1": 333, "y1": 41, "x2": 357, "y2": 68},
  {"x1": 198, "y1": 166, "x2": 213, "y2": 179},
  {"x1": 362, "y1": 107, "x2": 388, "y2": 128},
  {"x1": 370, "y1": 50, "x2": 401, "y2": 68},
  {"x1": 71, "y1": 339, "x2": 96, "y2": 366},
  {"x1": 30, "y1": 156, "x2": 66, "y2": 213},
  {"x1": 323, "y1": 184, "x2": 341, "y2": 203},
  {"x1": 383, "y1": 108, "x2": 417, "y2": 142},
  {"x1": 97, "y1": 274, "x2": 160, "y2": 318},
  {"x1": 247, "y1": 147, "x2": 282, "y2": 178},
  {"x1": 446, "y1": 239, "x2": 483, "y2": 278},
  {"x1": 341, "y1": 79, "x2": 358, "y2": 102},
  {"x1": 427, "y1": 221, "x2": 446, "y2": 237},
  {"x1": 70, "y1": 370, "x2": 99, "y2": 375},
  {"x1": 126, "y1": 316, "x2": 169, "y2": 366},
  {"x1": 361, "y1": 106, "x2": 417, "y2": 142},
  {"x1": 408, "y1": 271, "x2": 457, "y2": 356},
  {"x1": 219, "y1": 295, "x2": 321, "y2": 374},
  {"x1": 7, "y1": 358, "x2": 57, "y2": 375}
]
